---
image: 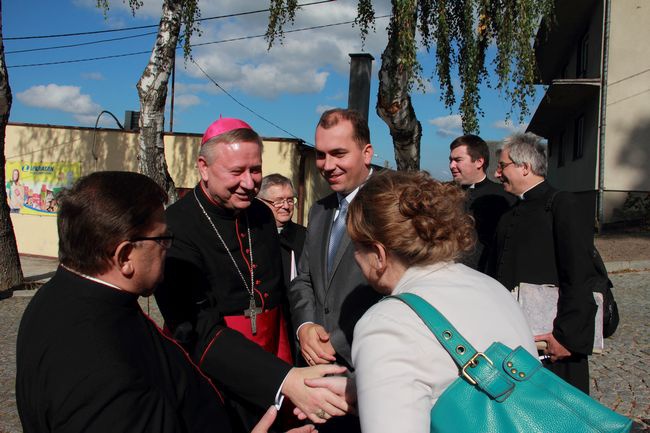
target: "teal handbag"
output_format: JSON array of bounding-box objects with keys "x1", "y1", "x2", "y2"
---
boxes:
[{"x1": 391, "y1": 293, "x2": 632, "y2": 433}]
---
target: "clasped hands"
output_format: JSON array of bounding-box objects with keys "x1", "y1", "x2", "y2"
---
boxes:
[{"x1": 277, "y1": 324, "x2": 356, "y2": 426}]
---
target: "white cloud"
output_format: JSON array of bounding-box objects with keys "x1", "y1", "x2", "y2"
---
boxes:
[
  {"x1": 81, "y1": 72, "x2": 105, "y2": 81},
  {"x1": 75, "y1": 0, "x2": 392, "y2": 99},
  {"x1": 315, "y1": 104, "x2": 335, "y2": 115},
  {"x1": 428, "y1": 114, "x2": 462, "y2": 138},
  {"x1": 493, "y1": 119, "x2": 529, "y2": 134},
  {"x1": 17, "y1": 84, "x2": 101, "y2": 115},
  {"x1": 73, "y1": 113, "x2": 118, "y2": 127},
  {"x1": 174, "y1": 94, "x2": 201, "y2": 108},
  {"x1": 180, "y1": 0, "x2": 391, "y2": 99}
]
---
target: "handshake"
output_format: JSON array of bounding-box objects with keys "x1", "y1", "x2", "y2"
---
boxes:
[{"x1": 254, "y1": 364, "x2": 356, "y2": 433}]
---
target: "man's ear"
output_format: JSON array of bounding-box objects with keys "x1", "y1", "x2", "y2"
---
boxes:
[
  {"x1": 114, "y1": 241, "x2": 135, "y2": 277},
  {"x1": 362, "y1": 143, "x2": 374, "y2": 166},
  {"x1": 521, "y1": 162, "x2": 532, "y2": 176},
  {"x1": 474, "y1": 157, "x2": 486, "y2": 172},
  {"x1": 197, "y1": 156, "x2": 210, "y2": 182}
]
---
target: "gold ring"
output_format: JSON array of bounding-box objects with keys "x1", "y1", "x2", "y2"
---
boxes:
[{"x1": 316, "y1": 409, "x2": 327, "y2": 419}]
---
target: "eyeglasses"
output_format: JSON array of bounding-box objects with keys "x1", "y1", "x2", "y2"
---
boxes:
[
  {"x1": 259, "y1": 197, "x2": 297, "y2": 208},
  {"x1": 496, "y1": 161, "x2": 516, "y2": 171},
  {"x1": 129, "y1": 233, "x2": 174, "y2": 249}
]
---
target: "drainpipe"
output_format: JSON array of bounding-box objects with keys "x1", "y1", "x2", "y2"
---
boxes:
[{"x1": 597, "y1": 0, "x2": 611, "y2": 231}]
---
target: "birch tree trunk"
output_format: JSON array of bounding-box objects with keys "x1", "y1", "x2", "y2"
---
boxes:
[
  {"x1": 376, "y1": 0, "x2": 422, "y2": 172},
  {"x1": 0, "y1": 1, "x2": 24, "y2": 296},
  {"x1": 136, "y1": 0, "x2": 180, "y2": 202}
]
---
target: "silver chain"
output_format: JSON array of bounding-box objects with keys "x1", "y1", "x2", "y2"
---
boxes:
[{"x1": 193, "y1": 189, "x2": 255, "y2": 301}]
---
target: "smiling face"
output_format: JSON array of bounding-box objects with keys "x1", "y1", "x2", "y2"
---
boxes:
[
  {"x1": 315, "y1": 119, "x2": 373, "y2": 195},
  {"x1": 495, "y1": 148, "x2": 524, "y2": 195},
  {"x1": 198, "y1": 141, "x2": 263, "y2": 211},
  {"x1": 449, "y1": 145, "x2": 485, "y2": 185},
  {"x1": 261, "y1": 183, "x2": 295, "y2": 227}
]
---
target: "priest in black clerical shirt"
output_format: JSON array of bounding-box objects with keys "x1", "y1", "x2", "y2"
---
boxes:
[
  {"x1": 448, "y1": 134, "x2": 514, "y2": 271},
  {"x1": 16, "y1": 171, "x2": 322, "y2": 433}
]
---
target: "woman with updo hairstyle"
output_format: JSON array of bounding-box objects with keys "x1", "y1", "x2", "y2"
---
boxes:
[{"x1": 347, "y1": 170, "x2": 537, "y2": 433}]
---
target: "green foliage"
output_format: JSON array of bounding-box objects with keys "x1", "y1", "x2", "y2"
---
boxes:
[
  {"x1": 267, "y1": 0, "x2": 554, "y2": 135},
  {"x1": 96, "y1": 0, "x2": 202, "y2": 60},
  {"x1": 265, "y1": 0, "x2": 299, "y2": 48}
]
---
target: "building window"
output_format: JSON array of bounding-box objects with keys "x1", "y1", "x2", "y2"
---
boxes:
[
  {"x1": 557, "y1": 131, "x2": 565, "y2": 167},
  {"x1": 577, "y1": 32, "x2": 589, "y2": 78},
  {"x1": 573, "y1": 115, "x2": 585, "y2": 160}
]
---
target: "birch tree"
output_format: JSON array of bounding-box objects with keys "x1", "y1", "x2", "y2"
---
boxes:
[
  {"x1": 267, "y1": 0, "x2": 554, "y2": 170},
  {"x1": 98, "y1": 0, "x2": 201, "y2": 201}
]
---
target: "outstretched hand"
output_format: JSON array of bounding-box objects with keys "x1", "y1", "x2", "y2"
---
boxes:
[
  {"x1": 252, "y1": 406, "x2": 317, "y2": 433},
  {"x1": 282, "y1": 364, "x2": 349, "y2": 424}
]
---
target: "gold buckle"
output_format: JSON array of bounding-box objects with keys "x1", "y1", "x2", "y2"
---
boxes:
[{"x1": 461, "y1": 352, "x2": 493, "y2": 385}]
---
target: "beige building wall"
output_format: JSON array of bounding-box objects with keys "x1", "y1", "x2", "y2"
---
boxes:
[
  {"x1": 530, "y1": 0, "x2": 650, "y2": 223},
  {"x1": 6, "y1": 123, "x2": 331, "y2": 258},
  {"x1": 598, "y1": 0, "x2": 650, "y2": 222},
  {"x1": 602, "y1": 0, "x2": 650, "y2": 194}
]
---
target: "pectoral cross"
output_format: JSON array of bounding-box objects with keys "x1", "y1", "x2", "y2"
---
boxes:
[{"x1": 244, "y1": 298, "x2": 262, "y2": 335}]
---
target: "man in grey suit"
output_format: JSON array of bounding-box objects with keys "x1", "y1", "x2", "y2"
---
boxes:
[{"x1": 288, "y1": 108, "x2": 382, "y2": 372}]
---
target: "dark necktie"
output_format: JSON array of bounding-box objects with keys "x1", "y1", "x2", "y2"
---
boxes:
[{"x1": 327, "y1": 198, "x2": 349, "y2": 276}]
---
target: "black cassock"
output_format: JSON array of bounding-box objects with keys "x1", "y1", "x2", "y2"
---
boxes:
[
  {"x1": 278, "y1": 221, "x2": 307, "y2": 289},
  {"x1": 461, "y1": 177, "x2": 514, "y2": 272},
  {"x1": 491, "y1": 181, "x2": 598, "y2": 393},
  {"x1": 16, "y1": 267, "x2": 231, "y2": 433},
  {"x1": 156, "y1": 185, "x2": 293, "y2": 432}
]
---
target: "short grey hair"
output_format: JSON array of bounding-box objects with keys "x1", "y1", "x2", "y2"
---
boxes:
[
  {"x1": 199, "y1": 128, "x2": 263, "y2": 164},
  {"x1": 259, "y1": 173, "x2": 295, "y2": 198},
  {"x1": 502, "y1": 132, "x2": 547, "y2": 177}
]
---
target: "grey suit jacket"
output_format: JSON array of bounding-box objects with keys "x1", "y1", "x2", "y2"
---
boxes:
[{"x1": 288, "y1": 192, "x2": 381, "y2": 368}]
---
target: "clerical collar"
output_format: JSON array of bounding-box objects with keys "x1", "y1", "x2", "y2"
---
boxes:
[
  {"x1": 60, "y1": 264, "x2": 125, "y2": 292},
  {"x1": 519, "y1": 179, "x2": 545, "y2": 200},
  {"x1": 466, "y1": 174, "x2": 487, "y2": 190}
]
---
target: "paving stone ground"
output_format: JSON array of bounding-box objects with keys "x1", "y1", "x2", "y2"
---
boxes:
[{"x1": 1, "y1": 269, "x2": 648, "y2": 432}]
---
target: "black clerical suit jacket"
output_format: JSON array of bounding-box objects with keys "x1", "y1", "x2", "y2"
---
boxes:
[
  {"x1": 491, "y1": 181, "x2": 598, "y2": 393},
  {"x1": 462, "y1": 177, "x2": 514, "y2": 271},
  {"x1": 279, "y1": 221, "x2": 307, "y2": 288},
  {"x1": 16, "y1": 267, "x2": 231, "y2": 433}
]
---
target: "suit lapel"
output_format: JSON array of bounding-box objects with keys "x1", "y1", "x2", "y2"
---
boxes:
[
  {"x1": 318, "y1": 195, "x2": 338, "y2": 290},
  {"x1": 328, "y1": 233, "x2": 351, "y2": 285}
]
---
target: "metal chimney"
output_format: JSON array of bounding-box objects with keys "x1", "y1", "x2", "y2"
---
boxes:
[{"x1": 347, "y1": 53, "x2": 374, "y2": 120}]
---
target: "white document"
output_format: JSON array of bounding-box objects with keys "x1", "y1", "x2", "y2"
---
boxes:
[{"x1": 512, "y1": 283, "x2": 604, "y2": 353}]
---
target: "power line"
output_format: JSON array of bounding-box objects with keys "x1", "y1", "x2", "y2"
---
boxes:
[
  {"x1": 8, "y1": 51, "x2": 152, "y2": 68},
  {"x1": 4, "y1": 0, "x2": 334, "y2": 41},
  {"x1": 7, "y1": 16, "x2": 390, "y2": 69},
  {"x1": 6, "y1": 31, "x2": 157, "y2": 55},
  {"x1": 191, "y1": 59, "x2": 309, "y2": 144}
]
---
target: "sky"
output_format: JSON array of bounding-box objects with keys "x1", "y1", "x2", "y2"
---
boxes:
[{"x1": 4, "y1": 0, "x2": 544, "y2": 180}]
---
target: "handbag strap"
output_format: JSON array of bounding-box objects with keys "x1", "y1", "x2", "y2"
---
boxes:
[{"x1": 390, "y1": 293, "x2": 514, "y2": 401}]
